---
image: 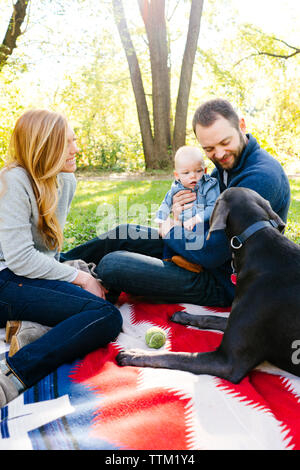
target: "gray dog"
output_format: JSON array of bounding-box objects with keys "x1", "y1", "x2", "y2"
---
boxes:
[{"x1": 117, "y1": 187, "x2": 300, "y2": 383}]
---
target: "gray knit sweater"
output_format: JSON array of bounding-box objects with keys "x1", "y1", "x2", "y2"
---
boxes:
[{"x1": 0, "y1": 166, "x2": 78, "y2": 281}]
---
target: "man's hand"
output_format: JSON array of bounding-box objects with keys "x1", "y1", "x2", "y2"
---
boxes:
[
  {"x1": 72, "y1": 270, "x2": 108, "y2": 299},
  {"x1": 172, "y1": 190, "x2": 196, "y2": 222}
]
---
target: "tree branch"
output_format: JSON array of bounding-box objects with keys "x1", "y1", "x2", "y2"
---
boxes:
[
  {"x1": 166, "y1": 0, "x2": 180, "y2": 22},
  {"x1": 234, "y1": 30, "x2": 300, "y2": 66},
  {"x1": 235, "y1": 48, "x2": 300, "y2": 66},
  {"x1": 173, "y1": 0, "x2": 203, "y2": 150},
  {"x1": 0, "y1": 0, "x2": 30, "y2": 71}
]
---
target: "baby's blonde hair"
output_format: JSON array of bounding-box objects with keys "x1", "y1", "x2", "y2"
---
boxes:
[
  {"x1": 2, "y1": 109, "x2": 68, "y2": 250},
  {"x1": 174, "y1": 146, "x2": 205, "y2": 169}
]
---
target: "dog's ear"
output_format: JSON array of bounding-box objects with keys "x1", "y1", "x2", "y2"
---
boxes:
[
  {"x1": 207, "y1": 197, "x2": 230, "y2": 240},
  {"x1": 259, "y1": 198, "x2": 286, "y2": 233}
]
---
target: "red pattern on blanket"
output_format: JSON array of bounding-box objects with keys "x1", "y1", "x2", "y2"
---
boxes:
[{"x1": 70, "y1": 294, "x2": 300, "y2": 450}]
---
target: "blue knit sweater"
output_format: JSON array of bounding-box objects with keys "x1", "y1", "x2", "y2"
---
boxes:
[{"x1": 164, "y1": 134, "x2": 291, "y2": 305}]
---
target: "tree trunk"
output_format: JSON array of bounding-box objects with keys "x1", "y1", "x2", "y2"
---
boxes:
[
  {"x1": 0, "y1": 0, "x2": 30, "y2": 72},
  {"x1": 112, "y1": 0, "x2": 155, "y2": 168},
  {"x1": 173, "y1": 0, "x2": 204, "y2": 152},
  {"x1": 138, "y1": 0, "x2": 171, "y2": 168},
  {"x1": 112, "y1": 0, "x2": 203, "y2": 169}
]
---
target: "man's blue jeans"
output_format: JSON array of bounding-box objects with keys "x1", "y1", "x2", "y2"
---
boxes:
[
  {"x1": 63, "y1": 224, "x2": 228, "y2": 307},
  {"x1": 0, "y1": 268, "x2": 122, "y2": 388}
]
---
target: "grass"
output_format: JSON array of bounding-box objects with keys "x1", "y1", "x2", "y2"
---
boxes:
[
  {"x1": 63, "y1": 177, "x2": 300, "y2": 251},
  {"x1": 63, "y1": 179, "x2": 172, "y2": 250},
  {"x1": 287, "y1": 179, "x2": 300, "y2": 243}
]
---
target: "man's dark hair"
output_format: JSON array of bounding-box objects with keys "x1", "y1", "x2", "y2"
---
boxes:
[{"x1": 192, "y1": 99, "x2": 240, "y2": 133}]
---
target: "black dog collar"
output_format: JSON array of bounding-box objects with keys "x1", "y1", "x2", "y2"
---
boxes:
[
  {"x1": 230, "y1": 219, "x2": 280, "y2": 285},
  {"x1": 230, "y1": 219, "x2": 280, "y2": 249}
]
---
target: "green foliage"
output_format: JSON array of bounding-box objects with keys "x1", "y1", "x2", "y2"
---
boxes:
[
  {"x1": 286, "y1": 179, "x2": 300, "y2": 244},
  {"x1": 233, "y1": 25, "x2": 300, "y2": 168},
  {"x1": 56, "y1": 37, "x2": 145, "y2": 172},
  {"x1": 0, "y1": 69, "x2": 25, "y2": 166},
  {"x1": 0, "y1": 0, "x2": 298, "y2": 176},
  {"x1": 191, "y1": 9, "x2": 300, "y2": 170}
]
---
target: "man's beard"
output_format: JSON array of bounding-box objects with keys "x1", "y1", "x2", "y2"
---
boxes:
[{"x1": 214, "y1": 131, "x2": 247, "y2": 170}]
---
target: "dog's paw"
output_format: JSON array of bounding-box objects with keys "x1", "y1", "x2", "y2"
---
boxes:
[
  {"x1": 116, "y1": 348, "x2": 163, "y2": 368},
  {"x1": 116, "y1": 349, "x2": 147, "y2": 367},
  {"x1": 171, "y1": 311, "x2": 191, "y2": 325}
]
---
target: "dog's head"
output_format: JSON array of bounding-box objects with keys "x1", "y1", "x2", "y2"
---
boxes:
[{"x1": 207, "y1": 187, "x2": 286, "y2": 239}]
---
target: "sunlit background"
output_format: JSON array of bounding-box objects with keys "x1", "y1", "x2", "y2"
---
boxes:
[{"x1": 0, "y1": 0, "x2": 299, "y2": 174}]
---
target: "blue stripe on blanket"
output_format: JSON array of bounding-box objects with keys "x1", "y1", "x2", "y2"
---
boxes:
[
  {"x1": 0, "y1": 344, "x2": 120, "y2": 450},
  {"x1": 0, "y1": 406, "x2": 9, "y2": 438},
  {"x1": 26, "y1": 361, "x2": 119, "y2": 450}
]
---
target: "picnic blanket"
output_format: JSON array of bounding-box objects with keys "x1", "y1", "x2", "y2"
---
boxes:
[{"x1": 1, "y1": 293, "x2": 300, "y2": 450}]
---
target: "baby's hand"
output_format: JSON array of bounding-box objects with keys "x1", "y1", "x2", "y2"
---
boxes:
[{"x1": 183, "y1": 216, "x2": 198, "y2": 231}]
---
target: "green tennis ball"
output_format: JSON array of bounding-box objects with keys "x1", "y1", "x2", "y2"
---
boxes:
[{"x1": 145, "y1": 327, "x2": 166, "y2": 349}]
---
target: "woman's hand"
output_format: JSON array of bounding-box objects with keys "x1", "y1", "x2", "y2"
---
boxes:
[
  {"x1": 72, "y1": 270, "x2": 108, "y2": 299},
  {"x1": 172, "y1": 190, "x2": 196, "y2": 222}
]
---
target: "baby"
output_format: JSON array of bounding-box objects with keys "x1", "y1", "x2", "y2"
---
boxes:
[{"x1": 156, "y1": 145, "x2": 220, "y2": 233}]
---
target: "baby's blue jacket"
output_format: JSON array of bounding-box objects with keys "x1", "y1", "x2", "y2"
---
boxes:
[{"x1": 155, "y1": 175, "x2": 220, "y2": 225}]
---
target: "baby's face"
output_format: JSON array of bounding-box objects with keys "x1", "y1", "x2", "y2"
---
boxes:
[{"x1": 174, "y1": 155, "x2": 204, "y2": 189}]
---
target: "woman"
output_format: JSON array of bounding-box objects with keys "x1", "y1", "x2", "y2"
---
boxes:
[{"x1": 0, "y1": 109, "x2": 122, "y2": 407}]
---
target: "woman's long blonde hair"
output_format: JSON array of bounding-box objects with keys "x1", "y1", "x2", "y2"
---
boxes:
[{"x1": 3, "y1": 109, "x2": 69, "y2": 251}]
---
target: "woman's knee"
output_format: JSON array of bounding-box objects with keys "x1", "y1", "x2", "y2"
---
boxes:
[
  {"x1": 87, "y1": 298, "x2": 123, "y2": 338},
  {"x1": 101, "y1": 302, "x2": 123, "y2": 342}
]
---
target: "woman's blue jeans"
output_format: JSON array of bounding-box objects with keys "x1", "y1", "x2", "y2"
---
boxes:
[{"x1": 0, "y1": 269, "x2": 122, "y2": 388}]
